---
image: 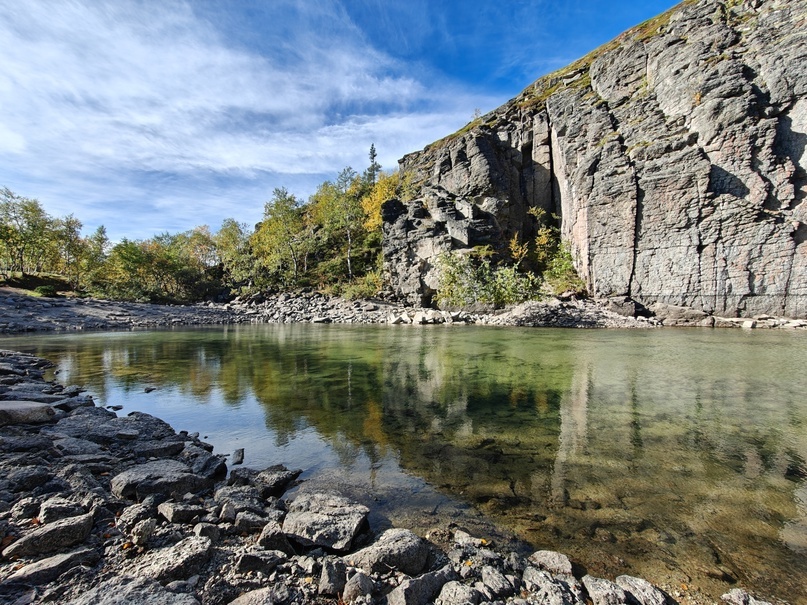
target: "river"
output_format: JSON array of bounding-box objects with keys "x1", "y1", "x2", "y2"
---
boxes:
[{"x1": 2, "y1": 324, "x2": 806, "y2": 603}]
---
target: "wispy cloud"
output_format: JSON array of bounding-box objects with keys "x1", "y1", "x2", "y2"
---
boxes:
[{"x1": 0, "y1": 0, "x2": 495, "y2": 239}]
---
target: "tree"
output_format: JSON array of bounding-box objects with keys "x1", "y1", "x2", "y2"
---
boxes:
[
  {"x1": 0, "y1": 188, "x2": 54, "y2": 274},
  {"x1": 365, "y1": 144, "x2": 381, "y2": 185},
  {"x1": 310, "y1": 168, "x2": 366, "y2": 280},
  {"x1": 361, "y1": 171, "x2": 398, "y2": 231},
  {"x1": 214, "y1": 219, "x2": 254, "y2": 290},
  {"x1": 251, "y1": 187, "x2": 306, "y2": 284},
  {"x1": 54, "y1": 214, "x2": 84, "y2": 288}
]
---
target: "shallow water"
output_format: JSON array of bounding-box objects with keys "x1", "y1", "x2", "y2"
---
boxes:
[{"x1": 3, "y1": 324, "x2": 806, "y2": 603}]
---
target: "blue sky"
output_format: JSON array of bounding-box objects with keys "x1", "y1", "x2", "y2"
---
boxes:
[{"x1": 0, "y1": 0, "x2": 678, "y2": 241}]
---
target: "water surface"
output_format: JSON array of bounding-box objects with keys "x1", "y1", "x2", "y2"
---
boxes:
[{"x1": 3, "y1": 325, "x2": 806, "y2": 603}]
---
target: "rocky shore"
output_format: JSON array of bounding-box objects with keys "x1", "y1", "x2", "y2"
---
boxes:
[
  {"x1": 0, "y1": 349, "x2": 779, "y2": 605},
  {"x1": 3, "y1": 287, "x2": 807, "y2": 335}
]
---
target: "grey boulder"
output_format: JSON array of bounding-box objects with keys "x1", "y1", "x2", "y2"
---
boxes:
[{"x1": 282, "y1": 492, "x2": 368, "y2": 551}]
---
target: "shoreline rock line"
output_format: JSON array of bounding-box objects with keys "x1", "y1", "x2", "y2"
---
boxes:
[
  {"x1": 2, "y1": 289, "x2": 807, "y2": 335},
  {"x1": 0, "y1": 350, "x2": 777, "y2": 604}
]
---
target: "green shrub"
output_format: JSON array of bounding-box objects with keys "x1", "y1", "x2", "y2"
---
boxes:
[
  {"x1": 33, "y1": 285, "x2": 57, "y2": 297},
  {"x1": 436, "y1": 251, "x2": 541, "y2": 309},
  {"x1": 544, "y1": 243, "x2": 586, "y2": 295},
  {"x1": 341, "y1": 269, "x2": 383, "y2": 300}
]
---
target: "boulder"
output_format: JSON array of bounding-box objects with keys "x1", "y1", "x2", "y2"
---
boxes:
[
  {"x1": 528, "y1": 550, "x2": 574, "y2": 576},
  {"x1": 479, "y1": 565, "x2": 516, "y2": 599},
  {"x1": 522, "y1": 568, "x2": 582, "y2": 605},
  {"x1": 157, "y1": 501, "x2": 206, "y2": 524},
  {"x1": 435, "y1": 581, "x2": 483, "y2": 605},
  {"x1": 110, "y1": 460, "x2": 208, "y2": 500},
  {"x1": 67, "y1": 575, "x2": 200, "y2": 605},
  {"x1": 387, "y1": 564, "x2": 457, "y2": 605},
  {"x1": 582, "y1": 575, "x2": 629, "y2": 605},
  {"x1": 2, "y1": 511, "x2": 94, "y2": 558},
  {"x1": 282, "y1": 492, "x2": 368, "y2": 552},
  {"x1": 128, "y1": 536, "x2": 212, "y2": 583},
  {"x1": 39, "y1": 496, "x2": 85, "y2": 524},
  {"x1": 343, "y1": 571, "x2": 375, "y2": 603},
  {"x1": 346, "y1": 528, "x2": 429, "y2": 576},
  {"x1": 0, "y1": 401, "x2": 55, "y2": 426},
  {"x1": 234, "y1": 548, "x2": 287, "y2": 574},
  {"x1": 6, "y1": 546, "x2": 100, "y2": 585},
  {"x1": 257, "y1": 520, "x2": 295, "y2": 554},
  {"x1": 615, "y1": 575, "x2": 668, "y2": 605},
  {"x1": 319, "y1": 557, "x2": 347, "y2": 596}
]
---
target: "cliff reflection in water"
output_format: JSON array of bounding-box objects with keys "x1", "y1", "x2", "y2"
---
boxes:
[{"x1": 6, "y1": 324, "x2": 807, "y2": 602}]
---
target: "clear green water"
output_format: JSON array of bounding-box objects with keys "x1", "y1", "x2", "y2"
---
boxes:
[{"x1": 2, "y1": 324, "x2": 806, "y2": 603}]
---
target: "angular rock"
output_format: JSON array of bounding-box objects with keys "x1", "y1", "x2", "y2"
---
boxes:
[
  {"x1": 254, "y1": 465, "x2": 302, "y2": 497},
  {"x1": 234, "y1": 511, "x2": 269, "y2": 533},
  {"x1": 528, "y1": 550, "x2": 573, "y2": 576},
  {"x1": 193, "y1": 522, "x2": 220, "y2": 542},
  {"x1": 257, "y1": 520, "x2": 295, "y2": 554},
  {"x1": 117, "y1": 500, "x2": 158, "y2": 534},
  {"x1": 234, "y1": 548, "x2": 287, "y2": 574},
  {"x1": 2, "y1": 511, "x2": 94, "y2": 558},
  {"x1": 319, "y1": 557, "x2": 347, "y2": 596},
  {"x1": 582, "y1": 575, "x2": 629, "y2": 605},
  {"x1": 213, "y1": 485, "x2": 266, "y2": 515},
  {"x1": 346, "y1": 528, "x2": 428, "y2": 576},
  {"x1": 228, "y1": 586, "x2": 292, "y2": 605},
  {"x1": 0, "y1": 401, "x2": 56, "y2": 426},
  {"x1": 343, "y1": 571, "x2": 375, "y2": 603},
  {"x1": 435, "y1": 581, "x2": 482, "y2": 605},
  {"x1": 480, "y1": 565, "x2": 516, "y2": 599},
  {"x1": 522, "y1": 568, "x2": 582, "y2": 605},
  {"x1": 131, "y1": 518, "x2": 157, "y2": 546},
  {"x1": 387, "y1": 564, "x2": 458, "y2": 605},
  {"x1": 8, "y1": 465, "x2": 52, "y2": 492},
  {"x1": 615, "y1": 575, "x2": 667, "y2": 605},
  {"x1": 128, "y1": 536, "x2": 212, "y2": 583},
  {"x1": 158, "y1": 501, "x2": 207, "y2": 524},
  {"x1": 67, "y1": 575, "x2": 200, "y2": 605},
  {"x1": 110, "y1": 460, "x2": 208, "y2": 500},
  {"x1": 6, "y1": 546, "x2": 100, "y2": 584},
  {"x1": 282, "y1": 492, "x2": 369, "y2": 551},
  {"x1": 39, "y1": 496, "x2": 85, "y2": 524}
]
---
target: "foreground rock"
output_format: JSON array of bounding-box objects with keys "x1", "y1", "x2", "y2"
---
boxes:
[{"x1": 0, "y1": 350, "x2": 779, "y2": 605}]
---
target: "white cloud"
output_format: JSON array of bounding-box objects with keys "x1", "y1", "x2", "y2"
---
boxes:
[{"x1": 0, "y1": 0, "x2": 497, "y2": 239}]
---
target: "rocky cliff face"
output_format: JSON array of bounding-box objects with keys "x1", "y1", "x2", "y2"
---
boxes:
[{"x1": 383, "y1": 0, "x2": 807, "y2": 317}]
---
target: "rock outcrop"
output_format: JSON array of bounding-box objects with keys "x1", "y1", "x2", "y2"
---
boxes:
[{"x1": 384, "y1": 0, "x2": 807, "y2": 317}]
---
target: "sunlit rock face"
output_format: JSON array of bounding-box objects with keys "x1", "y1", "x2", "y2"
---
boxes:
[{"x1": 385, "y1": 0, "x2": 807, "y2": 317}]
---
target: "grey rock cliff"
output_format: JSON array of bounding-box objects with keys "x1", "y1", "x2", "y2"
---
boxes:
[{"x1": 384, "y1": 0, "x2": 807, "y2": 317}]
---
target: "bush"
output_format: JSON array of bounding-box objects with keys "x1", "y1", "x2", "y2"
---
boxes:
[
  {"x1": 436, "y1": 251, "x2": 541, "y2": 309},
  {"x1": 33, "y1": 285, "x2": 57, "y2": 297},
  {"x1": 544, "y1": 243, "x2": 586, "y2": 295},
  {"x1": 341, "y1": 270, "x2": 383, "y2": 300}
]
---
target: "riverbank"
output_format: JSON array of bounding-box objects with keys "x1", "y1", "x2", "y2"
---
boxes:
[
  {"x1": 7, "y1": 286, "x2": 806, "y2": 335},
  {"x1": 0, "y1": 349, "x2": 776, "y2": 605}
]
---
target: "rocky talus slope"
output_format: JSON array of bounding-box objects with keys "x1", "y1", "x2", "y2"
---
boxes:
[
  {"x1": 384, "y1": 0, "x2": 807, "y2": 318},
  {"x1": 0, "y1": 350, "x2": 777, "y2": 604}
]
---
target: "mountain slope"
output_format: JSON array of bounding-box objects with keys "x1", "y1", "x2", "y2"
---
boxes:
[{"x1": 383, "y1": 0, "x2": 807, "y2": 318}]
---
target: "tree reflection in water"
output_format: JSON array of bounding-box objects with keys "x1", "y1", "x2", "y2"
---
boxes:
[{"x1": 5, "y1": 324, "x2": 807, "y2": 603}]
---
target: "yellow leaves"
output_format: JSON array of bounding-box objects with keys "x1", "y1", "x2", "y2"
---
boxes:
[{"x1": 361, "y1": 172, "x2": 398, "y2": 231}]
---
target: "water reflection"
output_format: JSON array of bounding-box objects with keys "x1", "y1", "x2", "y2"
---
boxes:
[{"x1": 3, "y1": 325, "x2": 807, "y2": 603}]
